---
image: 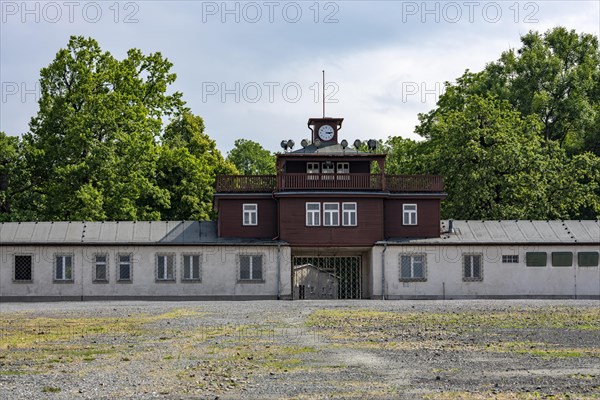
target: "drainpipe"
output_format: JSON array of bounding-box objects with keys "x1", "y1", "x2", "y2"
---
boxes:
[
  {"x1": 277, "y1": 243, "x2": 281, "y2": 300},
  {"x1": 381, "y1": 243, "x2": 387, "y2": 300}
]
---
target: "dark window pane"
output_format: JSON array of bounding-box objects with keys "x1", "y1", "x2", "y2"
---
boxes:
[
  {"x1": 552, "y1": 252, "x2": 573, "y2": 267},
  {"x1": 578, "y1": 252, "x2": 599, "y2": 267},
  {"x1": 240, "y1": 256, "x2": 251, "y2": 280},
  {"x1": 526, "y1": 252, "x2": 547, "y2": 267},
  {"x1": 14, "y1": 256, "x2": 32, "y2": 281}
]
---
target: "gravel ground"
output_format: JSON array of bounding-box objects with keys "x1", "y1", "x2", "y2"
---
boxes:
[{"x1": 0, "y1": 300, "x2": 599, "y2": 399}]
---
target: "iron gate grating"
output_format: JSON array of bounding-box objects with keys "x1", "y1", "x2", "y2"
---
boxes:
[{"x1": 293, "y1": 256, "x2": 361, "y2": 299}]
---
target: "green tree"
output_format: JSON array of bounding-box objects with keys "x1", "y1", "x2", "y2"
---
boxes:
[
  {"x1": 157, "y1": 112, "x2": 237, "y2": 220},
  {"x1": 22, "y1": 36, "x2": 184, "y2": 221},
  {"x1": 226, "y1": 139, "x2": 276, "y2": 175},
  {"x1": 0, "y1": 132, "x2": 19, "y2": 218}
]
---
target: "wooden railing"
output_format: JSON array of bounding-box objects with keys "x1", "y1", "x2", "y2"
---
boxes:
[
  {"x1": 278, "y1": 173, "x2": 382, "y2": 190},
  {"x1": 216, "y1": 174, "x2": 443, "y2": 192},
  {"x1": 216, "y1": 175, "x2": 276, "y2": 192}
]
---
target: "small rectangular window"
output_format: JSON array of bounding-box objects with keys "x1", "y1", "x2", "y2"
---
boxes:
[
  {"x1": 342, "y1": 202, "x2": 357, "y2": 226},
  {"x1": 242, "y1": 203, "x2": 258, "y2": 226},
  {"x1": 94, "y1": 254, "x2": 108, "y2": 282},
  {"x1": 323, "y1": 203, "x2": 340, "y2": 226},
  {"x1": 14, "y1": 255, "x2": 32, "y2": 282},
  {"x1": 306, "y1": 202, "x2": 321, "y2": 226},
  {"x1": 183, "y1": 254, "x2": 202, "y2": 281},
  {"x1": 307, "y1": 162, "x2": 320, "y2": 174},
  {"x1": 322, "y1": 162, "x2": 334, "y2": 174},
  {"x1": 156, "y1": 254, "x2": 175, "y2": 281},
  {"x1": 55, "y1": 255, "x2": 73, "y2": 282},
  {"x1": 552, "y1": 252, "x2": 573, "y2": 267},
  {"x1": 336, "y1": 162, "x2": 349, "y2": 174},
  {"x1": 463, "y1": 254, "x2": 482, "y2": 281},
  {"x1": 400, "y1": 254, "x2": 426, "y2": 281},
  {"x1": 118, "y1": 254, "x2": 132, "y2": 282},
  {"x1": 403, "y1": 204, "x2": 417, "y2": 225},
  {"x1": 526, "y1": 252, "x2": 547, "y2": 267},
  {"x1": 578, "y1": 252, "x2": 599, "y2": 267},
  {"x1": 502, "y1": 255, "x2": 519, "y2": 263},
  {"x1": 239, "y1": 255, "x2": 263, "y2": 281}
]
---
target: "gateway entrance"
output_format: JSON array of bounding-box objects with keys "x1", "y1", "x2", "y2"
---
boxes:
[{"x1": 293, "y1": 256, "x2": 362, "y2": 299}]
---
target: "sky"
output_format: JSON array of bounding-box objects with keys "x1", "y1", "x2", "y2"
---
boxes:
[{"x1": 1, "y1": 1, "x2": 599, "y2": 153}]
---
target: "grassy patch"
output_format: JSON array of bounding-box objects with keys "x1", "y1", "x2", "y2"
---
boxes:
[{"x1": 41, "y1": 386, "x2": 61, "y2": 393}]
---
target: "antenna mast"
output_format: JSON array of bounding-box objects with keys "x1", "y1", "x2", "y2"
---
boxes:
[{"x1": 322, "y1": 70, "x2": 325, "y2": 118}]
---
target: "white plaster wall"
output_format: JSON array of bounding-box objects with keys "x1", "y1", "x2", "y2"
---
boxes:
[
  {"x1": 371, "y1": 244, "x2": 600, "y2": 298},
  {"x1": 0, "y1": 245, "x2": 292, "y2": 299}
]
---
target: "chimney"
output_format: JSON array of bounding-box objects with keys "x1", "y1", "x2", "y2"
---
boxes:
[{"x1": 448, "y1": 219, "x2": 454, "y2": 234}]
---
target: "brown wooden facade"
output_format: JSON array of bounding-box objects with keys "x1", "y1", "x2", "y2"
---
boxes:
[{"x1": 214, "y1": 117, "x2": 446, "y2": 247}]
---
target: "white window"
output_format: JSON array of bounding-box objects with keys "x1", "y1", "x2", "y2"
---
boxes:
[
  {"x1": 463, "y1": 254, "x2": 483, "y2": 281},
  {"x1": 322, "y1": 162, "x2": 334, "y2": 174},
  {"x1": 243, "y1": 203, "x2": 258, "y2": 226},
  {"x1": 118, "y1": 254, "x2": 132, "y2": 282},
  {"x1": 323, "y1": 203, "x2": 340, "y2": 226},
  {"x1": 182, "y1": 254, "x2": 201, "y2": 281},
  {"x1": 307, "y1": 162, "x2": 320, "y2": 174},
  {"x1": 55, "y1": 254, "x2": 73, "y2": 282},
  {"x1": 342, "y1": 202, "x2": 357, "y2": 226},
  {"x1": 94, "y1": 254, "x2": 108, "y2": 282},
  {"x1": 400, "y1": 254, "x2": 426, "y2": 280},
  {"x1": 403, "y1": 204, "x2": 417, "y2": 225},
  {"x1": 239, "y1": 255, "x2": 263, "y2": 281},
  {"x1": 156, "y1": 254, "x2": 175, "y2": 281},
  {"x1": 306, "y1": 202, "x2": 321, "y2": 226},
  {"x1": 337, "y1": 162, "x2": 349, "y2": 174},
  {"x1": 502, "y1": 255, "x2": 519, "y2": 263}
]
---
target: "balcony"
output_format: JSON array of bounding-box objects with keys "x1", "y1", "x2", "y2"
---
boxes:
[{"x1": 216, "y1": 174, "x2": 443, "y2": 193}]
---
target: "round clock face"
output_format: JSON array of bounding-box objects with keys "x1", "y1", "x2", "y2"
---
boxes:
[{"x1": 318, "y1": 125, "x2": 335, "y2": 141}]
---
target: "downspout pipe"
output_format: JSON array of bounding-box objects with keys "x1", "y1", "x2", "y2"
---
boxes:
[
  {"x1": 277, "y1": 243, "x2": 281, "y2": 300},
  {"x1": 381, "y1": 243, "x2": 387, "y2": 300}
]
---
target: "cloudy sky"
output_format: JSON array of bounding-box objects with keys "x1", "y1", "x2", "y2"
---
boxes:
[{"x1": 1, "y1": 1, "x2": 599, "y2": 153}]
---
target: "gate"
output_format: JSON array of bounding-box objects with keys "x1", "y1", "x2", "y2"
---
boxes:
[{"x1": 292, "y1": 256, "x2": 362, "y2": 299}]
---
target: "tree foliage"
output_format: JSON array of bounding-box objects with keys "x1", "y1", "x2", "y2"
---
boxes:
[
  {"x1": 387, "y1": 27, "x2": 600, "y2": 220},
  {"x1": 226, "y1": 139, "x2": 276, "y2": 175},
  {"x1": 2, "y1": 36, "x2": 231, "y2": 222}
]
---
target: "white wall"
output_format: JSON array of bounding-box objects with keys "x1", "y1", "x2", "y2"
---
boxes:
[
  {"x1": 372, "y1": 244, "x2": 600, "y2": 299},
  {"x1": 0, "y1": 245, "x2": 292, "y2": 300}
]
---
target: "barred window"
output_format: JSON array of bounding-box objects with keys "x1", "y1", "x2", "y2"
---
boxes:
[
  {"x1": 94, "y1": 254, "x2": 108, "y2": 282},
  {"x1": 239, "y1": 255, "x2": 263, "y2": 281},
  {"x1": 118, "y1": 254, "x2": 132, "y2": 282},
  {"x1": 183, "y1": 254, "x2": 201, "y2": 281},
  {"x1": 157, "y1": 254, "x2": 175, "y2": 281},
  {"x1": 400, "y1": 254, "x2": 426, "y2": 281},
  {"x1": 502, "y1": 255, "x2": 519, "y2": 263},
  {"x1": 463, "y1": 254, "x2": 482, "y2": 281},
  {"x1": 14, "y1": 255, "x2": 32, "y2": 282},
  {"x1": 55, "y1": 255, "x2": 73, "y2": 282}
]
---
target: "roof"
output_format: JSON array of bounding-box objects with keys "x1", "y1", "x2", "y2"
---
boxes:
[
  {"x1": 381, "y1": 220, "x2": 600, "y2": 245},
  {"x1": 0, "y1": 221, "x2": 283, "y2": 246}
]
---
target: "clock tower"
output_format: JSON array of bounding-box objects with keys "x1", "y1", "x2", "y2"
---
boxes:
[{"x1": 308, "y1": 117, "x2": 344, "y2": 147}]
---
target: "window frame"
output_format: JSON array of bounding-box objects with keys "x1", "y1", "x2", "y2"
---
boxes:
[
  {"x1": 242, "y1": 203, "x2": 258, "y2": 226},
  {"x1": 502, "y1": 255, "x2": 519, "y2": 264},
  {"x1": 321, "y1": 162, "x2": 335, "y2": 174},
  {"x1": 156, "y1": 253, "x2": 176, "y2": 282},
  {"x1": 117, "y1": 253, "x2": 132, "y2": 283},
  {"x1": 578, "y1": 252, "x2": 599, "y2": 267},
  {"x1": 323, "y1": 202, "x2": 340, "y2": 226},
  {"x1": 182, "y1": 253, "x2": 202, "y2": 282},
  {"x1": 399, "y1": 253, "x2": 427, "y2": 282},
  {"x1": 54, "y1": 254, "x2": 74, "y2": 283},
  {"x1": 13, "y1": 254, "x2": 33, "y2": 283},
  {"x1": 306, "y1": 202, "x2": 321, "y2": 226},
  {"x1": 93, "y1": 253, "x2": 109, "y2": 283},
  {"x1": 526, "y1": 252, "x2": 547, "y2": 267},
  {"x1": 307, "y1": 162, "x2": 320, "y2": 174},
  {"x1": 402, "y1": 204, "x2": 418, "y2": 226},
  {"x1": 342, "y1": 202, "x2": 357, "y2": 226},
  {"x1": 551, "y1": 252, "x2": 573, "y2": 267},
  {"x1": 463, "y1": 253, "x2": 483, "y2": 282},
  {"x1": 238, "y1": 254, "x2": 264, "y2": 282}
]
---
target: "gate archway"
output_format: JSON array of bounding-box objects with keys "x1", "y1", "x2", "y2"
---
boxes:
[{"x1": 292, "y1": 256, "x2": 362, "y2": 299}]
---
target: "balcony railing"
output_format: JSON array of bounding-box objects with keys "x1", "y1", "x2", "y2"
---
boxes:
[{"x1": 216, "y1": 174, "x2": 443, "y2": 193}]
